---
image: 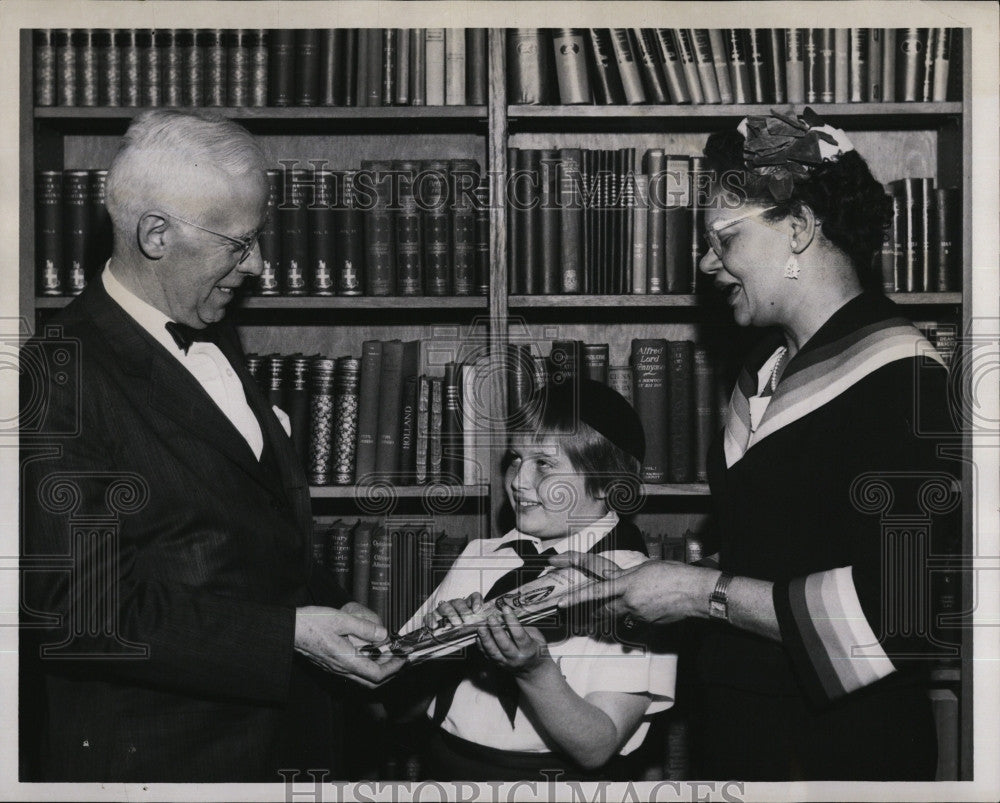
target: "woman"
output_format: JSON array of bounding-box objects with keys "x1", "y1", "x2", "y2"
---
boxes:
[{"x1": 554, "y1": 108, "x2": 960, "y2": 781}]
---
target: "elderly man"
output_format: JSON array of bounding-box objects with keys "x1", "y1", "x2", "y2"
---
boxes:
[{"x1": 20, "y1": 109, "x2": 402, "y2": 782}]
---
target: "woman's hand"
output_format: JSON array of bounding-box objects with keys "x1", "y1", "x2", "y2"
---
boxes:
[
  {"x1": 549, "y1": 552, "x2": 721, "y2": 626},
  {"x1": 477, "y1": 607, "x2": 552, "y2": 677},
  {"x1": 425, "y1": 592, "x2": 485, "y2": 630}
]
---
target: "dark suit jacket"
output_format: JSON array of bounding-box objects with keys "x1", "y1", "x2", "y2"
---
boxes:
[{"x1": 20, "y1": 275, "x2": 351, "y2": 782}]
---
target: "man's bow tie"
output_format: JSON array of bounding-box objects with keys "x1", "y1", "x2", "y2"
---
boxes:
[{"x1": 165, "y1": 321, "x2": 216, "y2": 354}]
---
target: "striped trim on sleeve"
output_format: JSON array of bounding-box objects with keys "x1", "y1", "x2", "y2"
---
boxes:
[{"x1": 774, "y1": 567, "x2": 896, "y2": 705}]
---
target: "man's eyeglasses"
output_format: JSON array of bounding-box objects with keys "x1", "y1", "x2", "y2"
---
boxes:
[
  {"x1": 161, "y1": 211, "x2": 263, "y2": 265},
  {"x1": 704, "y1": 205, "x2": 779, "y2": 257}
]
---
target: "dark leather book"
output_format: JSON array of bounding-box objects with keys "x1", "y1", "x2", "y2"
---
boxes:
[
  {"x1": 450, "y1": 159, "x2": 479, "y2": 295},
  {"x1": 746, "y1": 29, "x2": 769, "y2": 103},
  {"x1": 399, "y1": 374, "x2": 419, "y2": 484},
  {"x1": 834, "y1": 28, "x2": 849, "y2": 103},
  {"x1": 175, "y1": 30, "x2": 200, "y2": 107},
  {"x1": 632, "y1": 28, "x2": 668, "y2": 105},
  {"x1": 63, "y1": 170, "x2": 90, "y2": 295},
  {"x1": 672, "y1": 29, "x2": 705, "y2": 104},
  {"x1": 549, "y1": 340, "x2": 583, "y2": 394},
  {"x1": 332, "y1": 355, "x2": 361, "y2": 485},
  {"x1": 86, "y1": 169, "x2": 112, "y2": 282},
  {"x1": 442, "y1": 362, "x2": 463, "y2": 484},
  {"x1": 882, "y1": 29, "x2": 896, "y2": 102},
  {"x1": 410, "y1": 29, "x2": 426, "y2": 105},
  {"x1": 880, "y1": 192, "x2": 902, "y2": 293},
  {"x1": 667, "y1": 340, "x2": 695, "y2": 484},
  {"x1": 250, "y1": 29, "x2": 269, "y2": 107},
  {"x1": 465, "y1": 28, "x2": 487, "y2": 105},
  {"x1": 140, "y1": 29, "x2": 162, "y2": 107},
  {"x1": 326, "y1": 519, "x2": 354, "y2": 591},
  {"x1": 803, "y1": 28, "x2": 819, "y2": 104},
  {"x1": 34, "y1": 29, "x2": 56, "y2": 106},
  {"x1": 689, "y1": 155, "x2": 707, "y2": 292},
  {"x1": 91, "y1": 29, "x2": 115, "y2": 105},
  {"x1": 355, "y1": 28, "x2": 369, "y2": 107},
  {"x1": 382, "y1": 29, "x2": 397, "y2": 106},
  {"x1": 784, "y1": 28, "x2": 805, "y2": 104},
  {"x1": 203, "y1": 29, "x2": 226, "y2": 106},
  {"x1": 395, "y1": 27, "x2": 410, "y2": 105},
  {"x1": 474, "y1": 175, "x2": 490, "y2": 295},
  {"x1": 609, "y1": 365, "x2": 633, "y2": 405},
  {"x1": 583, "y1": 343, "x2": 610, "y2": 385},
  {"x1": 632, "y1": 171, "x2": 647, "y2": 294},
  {"x1": 390, "y1": 526, "x2": 418, "y2": 630},
  {"x1": 652, "y1": 28, "x2": 691, "y2": 104},
  {"x1": 257, "y1": 169, "x2": 281, "y2": 295},
  {"x1": 360, "y1": 160, "x2": 395, "y2": 296},
  {"x1": 817, "y1": 28, "x2": 835, "y2": 103},
  {"x1": 767, "y1": 28, "x2": 786, "y2": 104},
  {"x1": 429, "y1": 377, "x2": 444, "y2": 483},
  {"x1": 694, "y1": 346, "x2": 714, "y2": 483},
  {"x1": 365, "y1": 28, "x2": 383, "y2": 107},
  {"x1": 333, "y1": 170, "x2": 364, "y2": 295},
  {"x1": 933, "y1": 187, "x2": 959, "y2": 292},
  {"x1": 319, "y1": 29, "x2": 345, "y2": 105},
  {"x1": 507, "y1": 148, "x2": 520, "y2": 294},
  {"x1": 355, "y1": 339, "x2": 384, "y2": 482},
  {"x1": 623, "y1": 147, "x2": 637, "y2": 294},
  {"x1": 726, "y1": 29, "x2": 751, "y2": 104},
  {"x1": 931, "y1": 28, "x2": 952, "y2": 101},
  {"x1": 582, "y1": 148, "x2": 594, "y2": 293},
  {"x1": 311, "y1": 521, "x2": 327, "y2": 570},
  {"x1": 595, "y1": 149, "x2": 607, "y2": 294},
  {"x1": 416, "y1": 527, "x2": 438, "y2": 612},
  {"x1": 688, "y1": 29, "x2": 720, "y2": 103},
  {"x1": 587, "y1": 29, "x2": 625, "y2": 105},
  {"x1": 888, "y1": 178, "x2": 924, "y2": 292},
  {"x1": 664, "y1": 155, "x2": 693, "y2": 294},
  {"x1": 285, "y1": 355, "x2": 311, "y2": 465},
  {"x1": 310, "y1": 170, "x2": 335, "y2": 295},
  {"x1": 552, "y1": 28, "x2": 592, "y2": 104},
  {"x1": 369, "y1": 526, "x2": 392, "y2": 625},
  {"x1": 421, "y1": 159, "x2": 451, "y2": 295},
  {"x1": 558, "y1": 148, "x2": 584, "y2": 293},
  {"x1": 609, "y1": 29, "x2": 646, "y2": 104},
  {"x1": 897, "y1": 28, "x2": 926, "y2": 102},
  {"x1": 281, "y1": 170, "x2": 310, "y2": 295},
  {"x1": 36, "y1": 171, "x2": 63, "y2": 296},
  {"x1": 372, "y1": 338, "x2": 408, "y2": 478},
  {"x1": 631, "y1": 338, "x2": 669, "y2": 484},
  {"x1": 538, "y1": 150, "x2": 561, "y2": 294},
  {"x1": 77, "y1": 29, "x2": 99, "y2": 107},
  {"x1": 226, "y1": 28, "x2": 252, "y2": 106},
  {"x1": 507, "y1": 344, "x2": 533, "y2": 425},
  {"x1": 644, "y1": 149, "x2": 666, "y2": 294},
  {"x1": 265, "y1": 354, "x2": 286, "y2": 413},
  {"x1": 867, "y1": 28, "x2": 883, "y2": 102},
  {"x1": 55, "y1": 29, "x2": 77, "y2": 106},
  {"x1": 294, "y1": 29, "x2": 320, "y2": 106},
  {"x1": 352, "y1": 521, "x2": 374, "y2": 607},
  {"x1": 516, "y1": 148, "x2": 540, "y2": 294},
  {"x1": 919, "y1": 177, "x2": 934, "y2": 292},
  {"x1": 343, "y1": 29, "x2": 358, "y2": 106},
  {"x1": 159, "y1": 29, "x2": 182, "y2": 107},
  {"x1": 395, "y1": 160, "x2": 422, "y2": 295},
  {"x1": 848, "y1": 28, "x2": 868, "y2": 102},
  {"x1": 507, "y1": 29, "x2": 551, "y2": 104},
  {"x1": 415, "y1": 375, "x2": 432, "y2": 484},
  {"x1": 269, "y1": 28, "x2": 295, "y2": 106},
  {"x1": 708, "y1": 29, "x2": 734, "y2": 103}
]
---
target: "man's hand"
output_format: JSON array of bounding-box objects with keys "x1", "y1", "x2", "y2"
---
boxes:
[
  {"x1": 549, "y1": 552, "x2": 720, "y2": 626},
  {"x1": 294, "y1": 606, "x2": 404, "y2": 687}
]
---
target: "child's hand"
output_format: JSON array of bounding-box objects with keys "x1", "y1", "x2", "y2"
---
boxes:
[
  {"x1": 477, "y1": 607, "x2": 551, "y2": 677},
  {"x1": 425, "y1": 592, "x2": 485, "y2": 630}
]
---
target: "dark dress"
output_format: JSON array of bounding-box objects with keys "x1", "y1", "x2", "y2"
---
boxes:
[{"x1": 694, "y1": 293, "x2": 961, "y2": 781}]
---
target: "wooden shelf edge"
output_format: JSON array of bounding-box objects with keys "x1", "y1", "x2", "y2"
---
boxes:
[
  {"x1": 310, "y1": 484, "x2": 488, "y2": 499},
  {"x1": 509, "y1": 293, "x2": 962, "y2": 309},
  {"x1": 35, "y1": 105, "x2": 488, "y2": 121},
  {"x1": 642, "y1": 483, "x2": 710, "y2": 497},
  {"x1": 509, "y1": 102, "x2": 963, "y2": 119},
  {"x1": 887, "y1": 292, "x2": 963, "y2": 305},
  {"x1": 35, "y1": 295, "x2": 491, "y2": 311}
]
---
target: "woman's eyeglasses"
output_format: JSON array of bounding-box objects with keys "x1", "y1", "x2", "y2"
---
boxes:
[
  {"x1": 161, "y1": 211, "x2": 264, "y2": 265},
  {"x1": 704, "y1": 205, "x2": 779, "y2": 257}
]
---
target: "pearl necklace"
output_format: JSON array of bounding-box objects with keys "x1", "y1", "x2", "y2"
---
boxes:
[{"x1": 769, "y1": 346, "x2": 788, "y2": 393}]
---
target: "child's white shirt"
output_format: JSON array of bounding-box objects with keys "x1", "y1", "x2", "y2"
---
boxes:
[{"x1": 399, "y1": 512, "x2": 677, "y2": 754}]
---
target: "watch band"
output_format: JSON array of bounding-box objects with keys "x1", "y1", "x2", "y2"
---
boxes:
[{"x1": 709, "y1": 572, "x2": 734, "y2": 622}]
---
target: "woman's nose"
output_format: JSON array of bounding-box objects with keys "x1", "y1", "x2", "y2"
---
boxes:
[{"x1": 699, "y1": 247, "x2": 722, "y2": 275}]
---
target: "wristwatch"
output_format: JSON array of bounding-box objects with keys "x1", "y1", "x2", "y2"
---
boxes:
[{"x1": 709, "y1": 572, "x2": 734, "y2": 622}]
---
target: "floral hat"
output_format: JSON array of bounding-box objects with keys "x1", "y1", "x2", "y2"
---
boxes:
[{"x1": 737, "y1": 107, "x2": 855, "y2": 201}]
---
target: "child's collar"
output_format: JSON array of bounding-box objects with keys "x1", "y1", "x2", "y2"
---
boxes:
[{"x1": 502, "y1": 511, "x2": 620, "y2": 555}]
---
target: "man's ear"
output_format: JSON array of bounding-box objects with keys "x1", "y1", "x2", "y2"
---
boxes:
[{"x1": 136, "y1": 212, "x2": 169, "y2": 260}]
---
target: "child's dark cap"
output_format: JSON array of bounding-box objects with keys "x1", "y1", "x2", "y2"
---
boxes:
[{"x1": 547, "y1": 379, "x2": 646, "y2": 464}]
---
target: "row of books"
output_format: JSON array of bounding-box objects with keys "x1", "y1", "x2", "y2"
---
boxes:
[
  {"x1": 34, "y1": 28, "x2": 488, "y2": 108},
  {"x1": 915, "y1": 321, "x2": 958, "y2": 366},
  {"x1": 510, "y1": 28, "x2": 959, "y2": 106},
  {"x1": 883, "y1": 180, "x2": 961, "y2": 293}
]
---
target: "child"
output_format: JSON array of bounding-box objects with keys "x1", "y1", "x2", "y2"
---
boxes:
[{"x1": 397, "y1": 379, "x2": 676, "y2": 781}]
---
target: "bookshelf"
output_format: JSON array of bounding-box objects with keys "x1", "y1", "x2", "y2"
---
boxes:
[{"x1": 19, "y1": 26, "x2": 974, "y2": 781}]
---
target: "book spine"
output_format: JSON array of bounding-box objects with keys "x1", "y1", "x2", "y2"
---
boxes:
[
  {"x1": 282, "y1": 170, "x2": 309, "y2": 295},
  {"x1": 333, "y1": 171, "x2": 363, "y2": 295},
  {"x1": 224, "y1": 29, "x2": 249, "y2": 107},
  {"x1": 466, "y1": 28, "x2": 487, "y2": 105},
  {"x1": 450, "y1": 160, "x2": 479, "y2": 295},
  {"x1": 34, "y1": 29, "x2": 56, "y2": 106},
  {"x1": 663, "y1": 154, "x2": 692, "y2": 293},
  {"x1": 667, "y1": 341, "x2": 694, "y2": 483},
  {"x1": 410, "y1": 29, "x2": 426, "y2": 105},
  {"x1": 175, "y1": 30, "x2": 200, "y2": 107},
  {"x1": 922, "y1": 28, "x2": 936, "y2": 103},
  {"x1": 507, "y1": 148, "x2": 520, "y2": 294},
  {"x1": 319, "y1": 29, "x2": 343, "y2": 106},
  {"x1": 425, "y1": 28, "x2": 446, "y2": 105},
  {"x1": 538, "y1": 151, "x2": 561, "y2": 294},
  {"x1": 395, "y1": 161, "x2": 423, "y2": 295},
  {"x1": 327, "y1": 520, "x2": 353, "y2": 591},
  {"x1": 898, "y1": 28, "x2": 924, "y2": 102},
  {"x1": 416, "y1": 528, "x2": 437, "y2": 608},
  {"x1": 257, "y1": 169, "x2": 281, "y2": 295},
  {"x1": 833, "y1": 28, "x2": 849, "y2": 103},
  {"x1": 919, "y1": 177, "x2": 934, "y2": 292},
  {"x1": 632, "y1": 28, "x2": 668, "y2": 105},
  {"x1": 652, "y1": 28, "x2": 691, "y2": 104},
  {"x1": 559, "y1": 149, "x2": 584, "y2": 293},
  {"x1": 343, "y1": 29, "x2": 357, "y2": 106},
  {"x1": 396, "y1": 28, "x2": 410, "y2": 105},
  {"x1": 352, "y1": 523, "x2": 372, "y2": 607},
  {"x1": 746, "y1": 29, "x2": 768, "y2": 103},
  {"x1": 55, "y1": 29, "x2": 77, "y2": 106},
  {"x1": 369, "y1": 527, "x2": 392, "y2": 624},
  {"x1": 689, "y1": 155, "x2": 707, "y2": 286},
  {"x1": 307, "y1": 358, "x2": 336, "y2": 485},
  {"x1": 382, "y1": 29, "x2": 397, "y2": 106},
  {"x1": 880, "y1": 191, "x2": 901, "y2": 293},
  {"x1": 429, "y1": 378, "x2": 443, "y2": 483},
  {"x1": 587, "y1": 29, "x2": 625, "y2": 104},
  {"x1": 269, "y1": 28, "x2": 295, "y2": 106},
  {"x1": 399, "y1": 375, "x2": 419, "y2": 483},
  {"x1": 507, "y1": 344, "x2": 533, "y2": 420},
  {"x1": 355, "y1": 340, "x2": 383, "y2": 481},
  {"x1": 768, "y1": 29, "x2": 786, "y2": 104},
  {"x1": 202, "y1": 29, "x2": 226, "y2": 106},
  {"x1": 294, "y1": 29, "x2": 319, "y2": 106},
  {"x1": 87, "y1": 169, "x2": 112, "y2": 281},
  {"x1": 632, "y1": 175, "x2": 648, "y2": 295},
  {"x1": 474, "y1": 176, "x2": 490, "y2": 295},
  {"x1": 78, "y1": 29, "x2": 99, "y2": 107},
  {"x1": 460, "y1": 362, "x2": 481, "y2": 485},
  {"x1": 415, "y1": 375, "x2": 431, "y2": 484},
  {"x1": 867, "y1": 28, "x2": 883, "y2": 102},
  {"x1": 140, "y1": 29, "x2": 162, "y2": 107},
  {"x1": 694, "y1": 346, "x2": 714, "y2": 483},
  {"x1": 645, "y1": 149, "x2": 666, "y2": 294},
  {"x1": 312, "y1": 522, "x2": 327, "y2": 570},
  {"x1": 818, "y1": 28, "x2": 835, "y2": 103},
  {"x1": 116, "y1": 30, "x2": 136, "y2": 107},
  {"x1": 726, "y1": 29, "x2": 751, "y2": 105},
  {"x1": 365, "y1": 28, "x2": 383, "y2": 107},
  {"x1": 707, "y1": 29, "x2": 734, "y2": 103},
  {"x1": 891, "y1": 178, "x2": 922, "y2": 292},
  {"x1": 882, "y1": 29, "x2": 896, "y2": 102},
  {"x1": 356, "y1": 30, "x2": 369, "y2": 108},
  {"x1": 421, "y1": 160, "x2": 451, "y2": 295},
  {"x1": 310, "y1": 170, "x2": 335, "y2": 295},
  {"x1": 63, "y1": 170, "x2": 90, "y2": 295},
  {"x1": 804, "y1": 28, "x2": 819, "y2": 104},
  {"x1": 672, "y1": 29, "x2": 705, "y2": 104},
  {"x1": 36, "y1": 171, "x2": 63, "y2": 296},
  {"x1": 553, "y1": 28, "x2": 592, "y2": 105},
  {"x1": 360, "y1": 160, "x2": 395, "y2": 295},
  {"x1": 374, "y1": 340, "x2": 405, "y2": 478},
  {"x1": 688, "y1": 29, "x2": 721, "y2": 103},
  {"x1": 848, "y1": 28, "x2": 868, "y2": 102},
  {"x1": 549, "y1": 340, "x2": 582, "y2": 391},
  {"x1": 442, "y1": 362, "x2": 463, "y2": 484},
  {"x1": 934, "y1": 187, "x2": 959, "y2": 291},
  {"x1": 249, "y1": 29, "x2": 268, "y2": 107},
  {"x1": 286, "y1": 355, "x2": 311, "y2": 466},
  {"x1": 583, "y1": 343, "x2": 610, "y2": 385},
  {"x1": 932, "y1": 28, "x2": 951, "y2": 102},
  {"x1": 445, "y1": 29, "x2": 466, "y2": 105},
  {"x1": 608, "y1": 366, "x2": 633, "y2": 405},
  {"x1": 631, "y1": 339, "x2": 668, "y2": 483},
  {"x1": 515, "y1": 148, "x2": 540, "y2": 294},
  {"x1": 154, "y1": 30, "x2": 177, "y2": 107},
  {"x1": 785, "y1": 28, "x2": 805, "y2": 103}
]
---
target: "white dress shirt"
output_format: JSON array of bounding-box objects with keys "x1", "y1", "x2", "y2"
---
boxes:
[{"x1": 102, "y1": 264, "x2": 265, "y2": 460}]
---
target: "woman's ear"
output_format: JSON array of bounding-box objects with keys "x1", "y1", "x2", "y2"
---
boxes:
[
  {"x1": 136, "y1": 211, "x2": 169, "y2": 260},
  {"x1": 788, "y1": 202, "x2": 818, "y2": 253}
]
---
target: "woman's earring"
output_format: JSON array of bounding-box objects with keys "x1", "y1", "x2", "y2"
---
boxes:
[{"x1": 783, "y1": 253, "x2": 800, "y2": 279}]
